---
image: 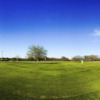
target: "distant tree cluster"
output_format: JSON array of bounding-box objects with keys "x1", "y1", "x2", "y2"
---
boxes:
[
  {"x1": 0, "y1": 57, "x2": 70, "y2": 62},
  {"x1": 1, "y1": 45, "x2": 100, "y2": 62},
  {"x1": 46, "y1": 56, "x2": 70, "y2": 61},
  {"x1": 71, "y1": 55, "x2": 100, "y2": 61},
  {"x1": 0, "y1": 58, "x2": 10, "y2": 61},
  {"x1": 0, "y1": 58, "x2": 27, "y2": 62},
  {"x1": 0, "y1": 55, "x2": 100, "y2": 62}
]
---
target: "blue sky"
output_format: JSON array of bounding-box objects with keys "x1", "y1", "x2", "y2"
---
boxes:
[{"x1": 1, "y1": 0, "x2": 100, "y2": 58}]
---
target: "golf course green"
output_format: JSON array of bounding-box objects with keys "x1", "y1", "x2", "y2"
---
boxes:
[{"x1": 0, "y1": 61, "x2": 100, "y2": 100}]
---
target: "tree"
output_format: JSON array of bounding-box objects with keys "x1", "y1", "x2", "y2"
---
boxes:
[
  {"x1": 84, "y1": 55, "x2": 98, "y2": 61},
  {"x1": 71, "y1": 55, "x2": 83, "y2": 61},
  {"x1": 60, "y1": 56, "x2": 70, "y2": 61},
  {"x1": 27, "y1": 45, "x2": 47, "y2": 61}
]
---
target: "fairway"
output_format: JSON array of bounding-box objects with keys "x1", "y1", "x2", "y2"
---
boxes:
[{"x1": 0, "y1": 62, "x2": 100, "y2": 100}]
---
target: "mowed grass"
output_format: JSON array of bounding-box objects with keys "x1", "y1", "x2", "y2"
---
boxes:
[{"x1": 0, "y1": 62, "x2": 100, "y2": 100}]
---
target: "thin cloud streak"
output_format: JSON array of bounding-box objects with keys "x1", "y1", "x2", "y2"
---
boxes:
[{"x1": 93, "y1": 30, "x2": 100, "y2": 36}]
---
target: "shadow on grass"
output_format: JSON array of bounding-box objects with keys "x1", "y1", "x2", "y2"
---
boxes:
[
  {"x1": 39, "y1": 63, "x2": 59, "y2": 64},
  {"x1": 0, "y1": 91, "x2": 100, "y2": 100}
]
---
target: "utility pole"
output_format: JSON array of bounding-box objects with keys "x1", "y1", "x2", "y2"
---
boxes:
[
  {"x1": 89, "y1": 56, "x2": 90, "y2": 62},
  {"x1": 1, "y1": 50, "x2": 3, "y2": 61}
]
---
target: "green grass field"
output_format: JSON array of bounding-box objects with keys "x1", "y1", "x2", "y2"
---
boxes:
[{"x1": 0, "y1": 61, "x2": 100, "y2": 100}]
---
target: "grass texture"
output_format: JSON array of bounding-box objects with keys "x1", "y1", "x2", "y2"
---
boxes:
[{"x1": 0, "y1": 61, "x2": 100, "y2": 100}]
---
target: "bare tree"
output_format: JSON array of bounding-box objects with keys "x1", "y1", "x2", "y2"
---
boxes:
[
  {"x1": 27, "y1": 45, "x2": 47, "y2": 61},
  {"x1": 16, "y1": 54, "x2": 20, "y2": 61}
]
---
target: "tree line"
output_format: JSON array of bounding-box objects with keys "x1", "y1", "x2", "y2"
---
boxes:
[
  {"x1": 0, "y1": 56, "x2": 70, "y2": 61},
  {"x1": 0, "y1": 55, "x2": 100, "y2": 61},
  {"x1": 0, "y1": 45, "x2": 100, "y2": 61},
  {"x1": 71, "y1": 55, "x2": 100, "y2": 61}
]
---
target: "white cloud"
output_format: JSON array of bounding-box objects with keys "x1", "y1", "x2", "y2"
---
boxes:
[{"x1": 93, "y1": 30, "x2": 100, "y2": 36}]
